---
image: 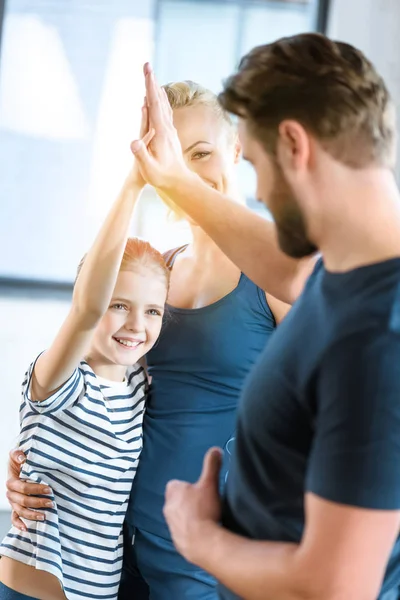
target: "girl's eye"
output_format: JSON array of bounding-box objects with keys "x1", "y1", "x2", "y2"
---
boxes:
[
  {"x1": 111, "y1": 304, "x2": 128, "y2": 311},
  {"x1": 192, "y1": 151, "x2": 211, "y2": 160},
  {"x1": 146, "y1": 309, "x2": 162, "y2": 316}
]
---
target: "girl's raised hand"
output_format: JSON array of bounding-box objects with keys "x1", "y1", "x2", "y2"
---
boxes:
[{"x1": 130, "y1": 96, "x2": 155, "y2": 188}]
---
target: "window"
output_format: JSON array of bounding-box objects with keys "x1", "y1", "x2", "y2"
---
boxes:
[
  {"x1": 0, "y1": 0, "x2": 156, "y2": 281},
  {"x1": 0, "y1": 0, "x2": 327, "y2": 282}
]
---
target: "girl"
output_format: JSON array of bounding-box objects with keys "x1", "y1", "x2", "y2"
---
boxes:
[{"x1": 0, "y1": 110, "x2": 169, "y2": 600}]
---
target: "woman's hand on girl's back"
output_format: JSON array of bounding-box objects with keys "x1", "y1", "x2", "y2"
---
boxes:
[{"x1": 6, "y1": 450, "x2": 52, "y2": 531}]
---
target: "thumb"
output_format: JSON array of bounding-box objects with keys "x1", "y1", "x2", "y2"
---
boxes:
[
  {"x1": 8, "y1": 449, "x2": 26, "y2": 477},
  {"x1": 142, "y1": 127, "x2": 155, "y2": 146},
  {"x1": 197, "y1": 447, "x2": 223, "y2": 489},
  {"x1": 130, "y1": 138, "x2": 153, "y2": 170},
  {"x1": 9, "y1": 448, "x2": 26, "y2": 465}
]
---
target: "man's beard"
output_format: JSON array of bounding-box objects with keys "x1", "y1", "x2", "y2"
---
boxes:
[{"x1": 269, "y1": 164, "x2": 317, "y2": 259}]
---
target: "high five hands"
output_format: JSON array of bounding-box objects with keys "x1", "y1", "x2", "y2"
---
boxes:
[{"x1": 131, "y1": 63, "x2": 191, "y2": 191}]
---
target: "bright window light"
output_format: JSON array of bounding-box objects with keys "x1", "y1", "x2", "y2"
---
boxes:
[
  {"x1": 86, "y1": 18, "x2": 154, "y2": 222},
  {"x1": 0, "y1": 14, "x2": 88, "y2": 140}
]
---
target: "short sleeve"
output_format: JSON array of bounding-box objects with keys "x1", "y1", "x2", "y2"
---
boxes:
[
  {"x1": 306, "y1": 329, "x2": 400, "y2": 510},
  {"x1": 22, "y1": 354, "x2": 85, "y2": 415}
]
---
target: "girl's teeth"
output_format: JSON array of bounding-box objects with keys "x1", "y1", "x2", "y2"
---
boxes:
[{"x1": 116, "y1": 339, "x2": 137, "y2": 348}]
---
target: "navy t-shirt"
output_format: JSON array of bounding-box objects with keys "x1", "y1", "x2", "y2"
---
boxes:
[{"x1": 220, "y1": 258, "x2": 400, "y2": 600}]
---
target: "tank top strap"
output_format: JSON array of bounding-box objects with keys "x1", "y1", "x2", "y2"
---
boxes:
[
  {"x1": 163, "y1": 245, "x2": 189, "y2": 270},
  {"x1": 163, "y1": 247, "x2": 274, "y2": 323},
  {"x1": 239, "y1": 272, "x2": 276, "y2": 324}
]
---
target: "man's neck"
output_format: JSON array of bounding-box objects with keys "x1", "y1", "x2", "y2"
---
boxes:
[{"x1": 317, "y1": 169, "x2": 400, "y2": 272}]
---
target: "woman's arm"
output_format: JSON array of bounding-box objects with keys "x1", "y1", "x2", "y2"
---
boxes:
[{"x1": 6, "y1": 450, "x2": 48, "y2": 530}]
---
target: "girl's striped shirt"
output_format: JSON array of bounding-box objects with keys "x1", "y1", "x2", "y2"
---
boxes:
[{"x1": 0, "y1": 356, "x2": 147, "y2": 600}]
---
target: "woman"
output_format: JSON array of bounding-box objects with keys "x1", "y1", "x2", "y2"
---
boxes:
[{"x1": 6, "y1": 81, "x2": 289, "y2": 599}]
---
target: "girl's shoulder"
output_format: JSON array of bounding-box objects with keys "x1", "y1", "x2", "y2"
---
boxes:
[{"x1": 125, "y1": 363, "x2": 148, "y2": 391}]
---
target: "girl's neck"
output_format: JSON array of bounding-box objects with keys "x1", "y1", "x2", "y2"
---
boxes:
[{"x1": 85, "y1": 357, "x2": 127, "y2": 382}]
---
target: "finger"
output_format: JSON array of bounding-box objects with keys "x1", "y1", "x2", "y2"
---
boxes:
[
  {"x1": 9, "y1": 448, "x2": 26, "y2": 464},
  {"x1": 157, "y1": 85, "x2": 167, "y2": 118},
  {"x1": 158, "y1": 86, "x2": 173, "y2": 124},
  {"x1": 144, "y1": 63, "x2": 164, "y2": 129},
  {"x1": 197, "y1": 447, "x2": 223, "y2": 489},
  {"x1": 143, "y1": 62, "x2": 152, "y2": 77},
  {"x1": 11, "y1": 510, "x2": 27, "y2": 531},
  {"x1": 8, "y1": 449, "x2": 26, "y2": 476},
  {"x1": 139, "y1": 104, "x2": 149, "y2": 139},
  {"x1": 161, "y1": 87, "x2": 173, "y2": 121},
  {"x1": 130, "y1": 137, "x2": 158, "y2": 184},
  {"x1": 143, "y1": 63, "x2": 157, "y2": 106},
  {"x1": 165, "y1": 479, "x2": 188, "y2": 498},
  {"x1": 131, "y1": 137, "x2": 154, "y2": 165},
  {"x1": 7, "y1": 489, "x2": 53, "y2": 509},
  {"x1": 10, "y1": 504, "x2": 46, "y2": 522},
  {"x1": 164, "y1": 481, "x2": 191, "y2": 515},
  {"x1": 6, "y1": 478, "x2": 52, "y2": 498},
  {"x1": 142, "y1": 127, "x2": 155, "y2": 146}
]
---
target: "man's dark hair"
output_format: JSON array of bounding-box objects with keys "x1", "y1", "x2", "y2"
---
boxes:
[{"x1": 219, "y1": 33, "x2": 396, "y2": 168}]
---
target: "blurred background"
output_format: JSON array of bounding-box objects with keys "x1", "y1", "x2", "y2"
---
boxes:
[{"x1": 0, "y1": 0, "x2": 399, "y2": 533}]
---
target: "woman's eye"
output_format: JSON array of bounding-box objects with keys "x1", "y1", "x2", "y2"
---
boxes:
[
  {"x1": 146, "y1": 309, "x2": 161, "y2": 316},
  {"x1": 192, "y1": 151, "x2": 211, "y2": 160}
]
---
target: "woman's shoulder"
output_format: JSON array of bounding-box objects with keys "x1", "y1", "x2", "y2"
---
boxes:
[{"x1": 238, "y1": 273, "x2": 275, "y2": 321}]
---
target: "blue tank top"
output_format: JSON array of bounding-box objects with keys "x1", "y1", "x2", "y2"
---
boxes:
[{"x1": 126, "y1": 246, "x2": 276, "y2": 538}]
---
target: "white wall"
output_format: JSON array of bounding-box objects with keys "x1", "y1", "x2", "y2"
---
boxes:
[
  {"x1": 328, "y1": 0, "x2": 400, "y2": 181},
  {"x1": 0, "y1": 296, "x2": 70, "y2": 509}
]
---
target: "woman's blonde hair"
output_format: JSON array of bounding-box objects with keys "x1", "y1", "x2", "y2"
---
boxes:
[
  {"x1": 163, "y1": 80, "x2": 235, "y2": 134},
  {"x1": 160, "y1": 80, "x2": 236, "y2": 221}
]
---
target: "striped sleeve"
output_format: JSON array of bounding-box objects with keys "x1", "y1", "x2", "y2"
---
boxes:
[{"x1": 22, "y1": 354, "x2": 85, "y2": 415}]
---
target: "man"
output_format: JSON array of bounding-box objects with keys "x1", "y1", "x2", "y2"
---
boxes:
[{"x1": 130, "y1": 34, "x2": 400, "y2": 600}]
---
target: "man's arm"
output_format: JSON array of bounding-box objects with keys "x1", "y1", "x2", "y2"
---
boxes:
[
  {"x1": 165, "y1": 453, "x2": 400, "y2": 600},
  {"x1": 195, "y1": 494, "x2": 399, "y2": 600},
  {"x1": 132, "y1": 64, "x2": 316, "y2": 305},
  {"x1": 162, "y1": 174, "x2": 317, "y2": 304}
]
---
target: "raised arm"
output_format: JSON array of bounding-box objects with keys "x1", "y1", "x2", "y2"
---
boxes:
[
  {"x1": 131, "y1": 64, "x2": 316, "y2": 304},
  {"x1": 31, "y1": 108, "x2": 153, "y2": 401},
  {"x1": 162, "y1": 175, "x2": 316, "y2": 304}
]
